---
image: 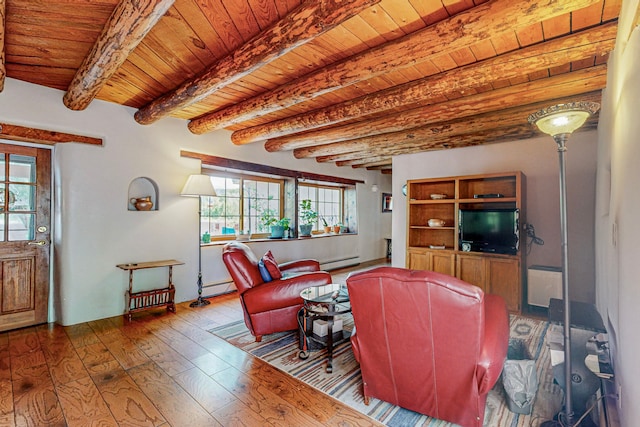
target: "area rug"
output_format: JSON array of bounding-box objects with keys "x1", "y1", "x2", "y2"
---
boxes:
[{"x1": 209, "y1": 314, "x2": 562, "y2": 426}]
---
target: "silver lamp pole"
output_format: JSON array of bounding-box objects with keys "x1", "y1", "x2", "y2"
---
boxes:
[
  {"x1": 181, "y1": 174, "x2": 217, "y2": 307},
  {"x1": 528, "y1": 101, "x2": 599, "y2": 426}
]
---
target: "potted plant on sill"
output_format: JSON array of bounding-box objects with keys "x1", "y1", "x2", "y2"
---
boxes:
[
  {"x1": 299, "y1": 199, "x2": 317, "y2": 237},
  {"x1": 332, "y1": 222, "x2": 342, "y2": 234},
  {"x1": 260, "y1": 210, "x2": 289, "y2": 239},
  {"x1": 321, "y1": 216, "x2": 331, "y2": 234},
  {"x1": 278, "y1": 217, "x2": 291, "y2": 239}
]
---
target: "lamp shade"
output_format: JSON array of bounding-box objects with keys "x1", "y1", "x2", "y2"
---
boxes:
[
  {"x1": 180, "y1": 174, "x2": 216, "y2": 197},
  {"x1": 528, "y1": 101, "x2": 600, "y2": 137}
]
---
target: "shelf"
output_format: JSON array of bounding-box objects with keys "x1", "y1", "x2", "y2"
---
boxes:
[
  {"x1": 406, "y1": 171, "x2": 525, "y2": 313},
  {"x1": 409, "y1": 246, "x2": 455, "y2": 250},
  {"x1": 128, "y1": 176, "x2": 159, "y2": 211},
  {"x1": 410, "y1": 226, "x2": 455, "y2": 230},
  {"x1": 458, "y1": 197, "x2": 517, "y2": 203},
  {"x1": 409, "y1": 199, "x2": 455, "y2": 204}
]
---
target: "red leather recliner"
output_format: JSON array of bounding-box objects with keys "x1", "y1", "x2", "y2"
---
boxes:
[
  {"x1": 347, "y1": 267, "x2": 509, "y2": 427},
  {"x1": 222, "y1": 242, "x2": 332, "y2": 342}
]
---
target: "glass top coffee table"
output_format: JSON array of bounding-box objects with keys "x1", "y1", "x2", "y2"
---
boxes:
[{"x1": 298, "y1": 283, "x2": 351, "y2": 373}]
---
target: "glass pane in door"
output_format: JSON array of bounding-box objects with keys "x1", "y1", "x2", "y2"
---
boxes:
[
  {"x1": 0, "y1": 154, "x2": 5, "y2": 180},
  {"x1": 8, "y1": 184, "x2": 35, "y2": 211},
  {"x1": 8, "y1": 213, "x2": 34, "y2": 241},
  {"x1": 9, "y1": 154, "x2": 36, "y2": 183}
]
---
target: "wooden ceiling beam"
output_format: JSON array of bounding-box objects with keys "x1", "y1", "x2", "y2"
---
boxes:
[
  {"x1": 265, "y1": 65, "x2": 607, "y2": 153},
  {"x1": 366, "y1": 165, "x2": 392, "y2": 171},
  {"x1": 336, "y1": 157, "x2": 392, "y2": 167},
  {"x1": 0, "y1": 122, "x2": 103, "y2": 146},
  {"x1": 205, "y1": 0, "x2": 601, "y2": 142},
  {"x1": 62, "y1": 0, "x2": 175, "y2": 111},
  {"x1": 350, "y1": 119, "x2": 599, "y2": 162},
  {"x1": 317, "y1": 115, "x2": 598, "y2": 165},
  {"x1": 320, "y1": 125, "x2": 540, "y2": 164},
  {"x1": 294, "y1": 91, "x2": 602, "y2": 159},
  {"x1": 134, "y1": 0, "x2": 380, "y2": 125},
  {"x1": 0, "y1": 0, "x2": 5, "y2": 92},
  {"x1": 230, "y1": 22, "x2": 616, "y2": 145}
]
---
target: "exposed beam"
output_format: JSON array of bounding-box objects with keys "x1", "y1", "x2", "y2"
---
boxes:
[
  {"x1": 343, "y1": 119, "x2": 599, "y2": 164},
  {"x1": 191, "y1": 0, "x2": 600, "y2": 140},
  {"x1": 135, "y1": 0, "x2": 380, "y2": 125},
  {"x1": 63, "y1": 0, "x2": 175, "y2": 111},
  {"x1": 180, "y1": 151, "x2": 364, "y2": 185},
  {"x1": 0, "y1": 0, "x2": 5, "y2": 92},
  {"x1": 0, "y1": 122, "x2": 103, "y2": 146},
  {"x1": 294, "y1": 92, "x2": 602, "y2": 159},
  {"x1": 318, "y1": 114, "x2": 598, "y2": 166},
  {"x1": 265, "y1": 65, "x2": 608, "y2": 152},
  {"x1": 338, "y1": 157, "x2": 392, "y2": 168},
  {"x1": 326, "y1": 126, "x2": 539, "y2": 166},
  {"x1": 366, "y1": 165, "x2": 392, "y2": 171},
  {"x1": 228, "y1": 23, "x2": 616, "y2": 145}
]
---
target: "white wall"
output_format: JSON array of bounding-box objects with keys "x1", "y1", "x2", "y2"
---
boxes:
[
  {"x1": 0, "y1": 78, "x2": 390, "y2": 326},
  {"x1": 392, "y1": 132, "x2": 598, "y2": 302},
  {"x1": 595, "y1": 0, "x2": 640, "y2": 423}
]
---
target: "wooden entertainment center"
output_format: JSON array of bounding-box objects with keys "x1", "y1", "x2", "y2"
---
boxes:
[{"x1": 406, "y1": 171, "x2": 525, "y2": 312}]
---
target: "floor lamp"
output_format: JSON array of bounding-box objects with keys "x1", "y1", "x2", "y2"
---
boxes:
[
  {"x1": 181, "y1": 174, "x2": 217, "y2": 307},
  {"x1": 528, "y1": 101, "x2": 600, "y2": 426}
]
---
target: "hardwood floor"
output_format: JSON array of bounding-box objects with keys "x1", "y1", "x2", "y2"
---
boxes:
[{"x1": 0, "y1": 261, "x2": 388, "y2": 427}]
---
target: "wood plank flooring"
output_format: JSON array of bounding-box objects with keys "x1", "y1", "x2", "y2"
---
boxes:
[{"x1": 0, "y1": 261, "x2": 387, "y2": 427}]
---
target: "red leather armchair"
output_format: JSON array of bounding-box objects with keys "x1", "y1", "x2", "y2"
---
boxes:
[
  {"x1": 222, "y1": 242, "x2": 332, "y2": 342},
  {"x1": 347, "y1": 267, "x2": 509, "y2": 427}
]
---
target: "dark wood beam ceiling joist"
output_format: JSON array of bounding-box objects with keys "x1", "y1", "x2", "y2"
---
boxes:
[
  {"x1": 0, "y1": 0, "x2": 5, "y2": 92},
  {"x1": 180, "y1": 150, "x2": 363, "y2": 185},
  {"x1": 294, "y1": 91, "x2": 603, "y2": 161},
  {"x1": 0, "y1": 122, "x2": 103, "y2": 146},
  {"x1": 134, "y1": 0, "x2": 380, "y2": 125},
  {"x1": 185, "y1": 0, "x2": 600, "y2": 139},
  {"x1": 227, "y1": 23, "x2": 615, "y2": 146},
  {"x1": 265, "y1": 65, "x2": 607, "y2": 154},
  {"x1": 310, "y1": 95, "x2": 599, "y2": 169},
  {"x1": 63, "y1": 0, "x2": 175, "y2": 111}
]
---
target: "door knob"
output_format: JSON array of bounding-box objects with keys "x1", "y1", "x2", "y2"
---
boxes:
[{"x1": 28, "y1": 240, "x2": 47, "y2": 246}]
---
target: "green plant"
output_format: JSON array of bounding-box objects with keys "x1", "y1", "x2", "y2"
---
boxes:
[
  {"x1": 259, "y1": 209, "x2": 278, "y2": 229},
  {"x1": 277, "y1": 217, "x2": 291, "y2": 230},
  {"x1": 299, "y1": 199, "x2": 318, "y2": 225},
  {"x1": 321, "y1": 216, "x2": 328, "y2": 227}
]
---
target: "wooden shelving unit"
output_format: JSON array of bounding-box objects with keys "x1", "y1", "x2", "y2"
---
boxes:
[{"x1": 406, "y1": 171, "x2": 526, "y2": 312}]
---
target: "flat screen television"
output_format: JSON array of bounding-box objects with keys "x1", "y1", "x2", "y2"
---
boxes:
[{"x1": 458, "y1": 208, "x2": 519, "y2": 255}]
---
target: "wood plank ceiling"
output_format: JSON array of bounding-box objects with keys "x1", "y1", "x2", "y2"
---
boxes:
[{"x1": 1, "y1": 0, "x2": 623, "y2": 173}]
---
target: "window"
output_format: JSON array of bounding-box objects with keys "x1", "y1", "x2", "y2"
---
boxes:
[
  {"x1": 201, "y1": 174, "x2": 284, "y2": 239},
  {"x1": 299, "y1": 184, "x2": 343, "y2": 232},
  {"x1": 0, "y1": 154, "x2": 37, "y2": 241}
]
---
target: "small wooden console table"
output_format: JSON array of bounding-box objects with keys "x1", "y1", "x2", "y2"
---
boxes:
[{"x1": 117, "y1": 259, "x2": 184, "y2": 320}]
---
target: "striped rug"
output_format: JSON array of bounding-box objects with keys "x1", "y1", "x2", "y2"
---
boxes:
[{"x1": 210, "y1": 314, "x2": 561, "y2": 426}]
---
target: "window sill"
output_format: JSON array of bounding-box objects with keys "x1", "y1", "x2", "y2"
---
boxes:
[{"x1": 202, "y1": 232, "x2": 356, "y2": 246}]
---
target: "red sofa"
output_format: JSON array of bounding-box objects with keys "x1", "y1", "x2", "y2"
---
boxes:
[
  {"x1": 222, "y1": 242, "x2": 332, "y2": 341},
  {"x1": 347, "y1": 267, "x2": 509, "y2": 427}
]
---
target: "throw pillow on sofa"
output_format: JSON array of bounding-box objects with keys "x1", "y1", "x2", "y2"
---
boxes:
[
  {"x1": 257, "y1": 259, "x2": 273, "y2": 282},
  {"x1": 262, "y1": 250, "x2": 283, "y2": 279}
]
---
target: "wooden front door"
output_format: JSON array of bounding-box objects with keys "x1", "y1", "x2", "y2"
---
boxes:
[{"x1": 0, "y1": 143, "x2": 51, "y2": 332}]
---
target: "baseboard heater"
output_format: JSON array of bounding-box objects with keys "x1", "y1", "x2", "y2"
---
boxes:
[
  {"x1": 527, "y1": 265, "x2": 562, "y2": 308},
  {"x1": 203, "y1": 279, "x2": 236, "y2": 298},
  {"x1": 321, "y1": 256, "x2": 360, "y2": 271}
]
